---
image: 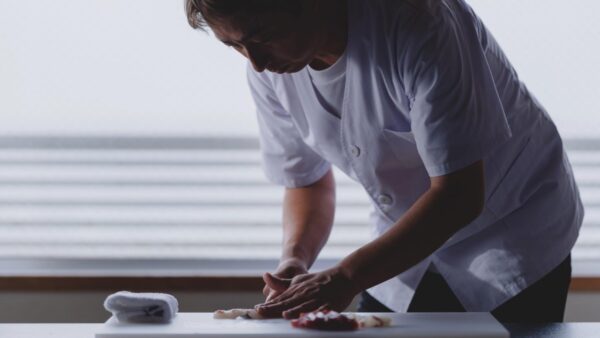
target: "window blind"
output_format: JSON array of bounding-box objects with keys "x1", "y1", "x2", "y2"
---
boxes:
[{"x1": 0, "y1": 136, "x2": 596, "y2": 274}]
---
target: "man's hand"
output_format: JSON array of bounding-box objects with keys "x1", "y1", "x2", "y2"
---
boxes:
[
  {"x1": 256, "y1": 266, "x2": 360, "y2": 319},
  {"x1": 263, "y1": 170, "x2": 336, "y2": 302},
  {"x1": 263, "y1": 258, "x2": 309, "y2": 302}
]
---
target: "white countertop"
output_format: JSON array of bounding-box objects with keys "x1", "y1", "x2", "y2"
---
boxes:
[
  {"x1": 0, "y1": 323, "x2": 103, "y2": 338},
  {"x1": 0, "y1": 312, "x2": 510, "y2": 338},
  {"x1": 3, "y1": 319, "x2": 600, "y2": 338}
]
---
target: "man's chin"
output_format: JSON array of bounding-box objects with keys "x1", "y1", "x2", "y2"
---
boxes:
[{"x1": 269, "y1": 63, "x2": 305, "y2": 74}]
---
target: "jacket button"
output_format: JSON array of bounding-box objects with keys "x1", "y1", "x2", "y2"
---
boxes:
[
  {"x1": 377, "y1": 194, "x2": 393, "y2": 205},
  {"x1": 350, "y1": 145, "x2": 361, "y2": 157}
]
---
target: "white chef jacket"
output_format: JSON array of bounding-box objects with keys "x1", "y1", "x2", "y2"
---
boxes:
[
  {"x1": 307, "y1": 49, "x2": 347, "y2": 119},
  {"x1": 247, "y1": 0, "x2": 583, "y2": 312}
]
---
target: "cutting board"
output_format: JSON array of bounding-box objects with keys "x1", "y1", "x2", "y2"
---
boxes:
[{"x1": 95, "y1": 312, "x2": 509, "y2": 338}]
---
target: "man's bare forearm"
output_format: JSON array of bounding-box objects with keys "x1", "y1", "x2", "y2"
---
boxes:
[
  {"x1": 280, "y1": 169, "x2": 336, "y2": 270},
  {"x1": 339, "y1": 161, "x2": 485, "y2": 292}
]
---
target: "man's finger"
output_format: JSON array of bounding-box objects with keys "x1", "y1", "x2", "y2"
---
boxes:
[
  {"x1": 257, "y1": 294, "x2": 306, "y2": 318},
  {"x1": 317, "y1": 303, "x2": 331, "y2": 312},
  {"x1": 264, "y1": 285, "x2": 296, "y2": 305},
  {"x1": 263, "y1": 272, "x2": 291, "y2": 292},
  {"x1": 266, "y1": 289, "x2": 282, "y2": 302},
  {"x1": 282, "y1": 299, "x2": 321, "y2": 319}
]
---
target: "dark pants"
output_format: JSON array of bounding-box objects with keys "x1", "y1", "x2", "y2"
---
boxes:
[{"x1": 357, "y1": 254, "x2": 572, "y2": 323}]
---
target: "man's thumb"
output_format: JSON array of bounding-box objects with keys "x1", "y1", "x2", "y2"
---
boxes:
[{"x1": 263, "y1": 272, "x2": 291, "y2": 292}]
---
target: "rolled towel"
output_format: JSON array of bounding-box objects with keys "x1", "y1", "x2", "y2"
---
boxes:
[{"x1": 104, "y1": 291, "x2": 179, "y2": 323}]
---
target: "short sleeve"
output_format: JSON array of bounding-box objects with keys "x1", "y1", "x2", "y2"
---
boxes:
[
  {"x1": 247, "y1": 65, "x2": 331, "y2": 188},
  {"x1": 399, "y1": 6, "x2": 512, "y2": 177}
]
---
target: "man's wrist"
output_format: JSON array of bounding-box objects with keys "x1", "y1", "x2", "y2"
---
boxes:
[
  {"x1": 332, "y1": 263, "x2": 363, "y2": 296},
  {"x1": 278, "y1": 257, "x2": 308, "y2": 270},
  {"x1": 280, "y1": 246, "x2": 313, "y2": 270},
  {"x1": 275, "y1": 256, "x2": 310, "y2": 278}
]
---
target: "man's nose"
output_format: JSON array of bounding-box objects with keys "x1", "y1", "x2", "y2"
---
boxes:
[{"x1": 244, "y1": 45, "x2": 268, "y2": 72}]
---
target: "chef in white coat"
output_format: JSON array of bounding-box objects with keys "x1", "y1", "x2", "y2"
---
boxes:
[{"x1": 185, "y1": 0, "x2": 583, "y2": 322}]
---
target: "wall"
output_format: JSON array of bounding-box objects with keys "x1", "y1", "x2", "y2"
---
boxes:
[
  {"x1": 1, "y1": 0, "x2": 599, "y2": 138},
  {"x1": 0, "y1": 291, "x2": 599, "y2": 323}
]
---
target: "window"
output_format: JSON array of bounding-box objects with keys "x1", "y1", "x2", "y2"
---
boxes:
[{"x1": 0, "y1": 0, "x2": 598, "y2": 276}]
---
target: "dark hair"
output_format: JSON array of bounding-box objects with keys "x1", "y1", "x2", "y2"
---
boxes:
[{"x1": 185, "y1": 0, "x2": 303, "y2": 31}]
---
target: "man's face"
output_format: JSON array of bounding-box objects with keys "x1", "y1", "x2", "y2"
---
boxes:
[{"x1": 208, "y1": 10, "x2": 322, "y2": 74}]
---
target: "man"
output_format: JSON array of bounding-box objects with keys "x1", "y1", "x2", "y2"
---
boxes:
[{"x1": 185, "y1": 0, "x2": 583, "y2": 322}]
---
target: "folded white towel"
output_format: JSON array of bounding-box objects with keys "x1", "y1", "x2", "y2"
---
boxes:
[{"x1": 103, "y1": 291, "x2": 179, "y2": 323}]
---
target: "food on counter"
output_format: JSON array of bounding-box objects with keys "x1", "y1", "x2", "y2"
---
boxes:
[
  {"x1": 353, "y1": 313, "x2": 393, "y2": 328},
  {"x1": 291, "y1": 310, "x2": 391, "y2": 331},
  {"x1": 213, "y1": 307, "x2": 392, "y2": 331},
  {"x1": 291, "y1": 310, "x2": 358, "y2": 331},
  {"x1": 213, "y1": 308, "x2": 264, "y2": 320}
]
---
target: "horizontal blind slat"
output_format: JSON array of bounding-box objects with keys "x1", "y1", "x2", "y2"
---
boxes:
[{"x1": 0, "y1": 136, "x2": 597, "y2": 263}]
